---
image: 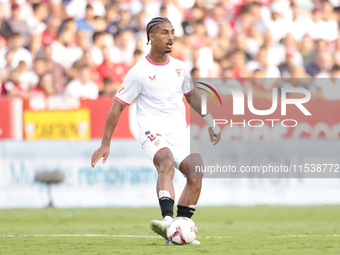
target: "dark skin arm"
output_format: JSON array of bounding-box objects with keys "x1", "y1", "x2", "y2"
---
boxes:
[
  {"x1": 185, "y1": 89, "x2": 221, "y2": 146},
  {"x1": 91, "y1": 100, "x2": 126, "y2": 168}
]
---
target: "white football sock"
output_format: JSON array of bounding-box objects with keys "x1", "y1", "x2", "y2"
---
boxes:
[{"x1": 163, "y1": 215, "x2": 172, "y2": 222}]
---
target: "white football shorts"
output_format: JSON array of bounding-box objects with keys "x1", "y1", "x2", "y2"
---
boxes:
[{"x1": 140, "y1": 128, "x2": 200, "y2": 169}]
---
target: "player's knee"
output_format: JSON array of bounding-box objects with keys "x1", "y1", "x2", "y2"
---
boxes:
[
  {"x1": 187, "y1": 177, "x2": 202, "y2": 191},
  {"x1": 158, "y1": 158, "x2": 175, "y2": 178},
  {"x1": 190, "y1": 168, "x2": 204, "y2": 179}
]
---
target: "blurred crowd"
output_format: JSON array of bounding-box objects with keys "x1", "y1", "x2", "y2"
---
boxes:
[{"x1": 1, "y1": 0, "x2": 340, "y2": 100}]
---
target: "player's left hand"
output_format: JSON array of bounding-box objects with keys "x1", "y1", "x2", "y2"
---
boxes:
[
  {"x1": 208, "y1": 127, "x2": 221, "y2": 146},
  {"x1": 91, "y1": 144, "x2": 110, "y2": 168}
]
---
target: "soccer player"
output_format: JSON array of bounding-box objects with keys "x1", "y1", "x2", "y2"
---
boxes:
[{"x1": 91, "y1": 17, "x2": 221, "y2": 244}]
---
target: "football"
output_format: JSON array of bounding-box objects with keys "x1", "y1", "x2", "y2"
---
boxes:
[{"x1": 166, "y1": 217, "x2": 197, "y2": 245}]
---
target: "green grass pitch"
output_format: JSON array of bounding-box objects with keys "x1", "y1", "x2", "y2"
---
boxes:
[{"x1": 1, "y1": 206, "x2": 340, "y2": 254}]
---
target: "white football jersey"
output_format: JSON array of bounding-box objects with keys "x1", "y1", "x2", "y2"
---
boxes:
[{"x1": 115, "y1": 55, "x2": 193, "y2": 136}]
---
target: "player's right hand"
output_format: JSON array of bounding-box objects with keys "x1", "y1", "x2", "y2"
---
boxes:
[
  {"x1": 91, "y1": 145, "x2": 110, "y2": 168},
  {"x1": 208, "y1": 127, "x2": 221, "y2": 146}
]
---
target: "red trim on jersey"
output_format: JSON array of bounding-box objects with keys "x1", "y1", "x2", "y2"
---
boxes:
[
  {"x1": 115, "y1": 96, "x2": 130, "y2": 106},
  {"x1": 145, "y1": 55, "x2": 170, "y2": 66},
  {"x1": 183, "y1": 89, "x2": 194, "y2": 96}
]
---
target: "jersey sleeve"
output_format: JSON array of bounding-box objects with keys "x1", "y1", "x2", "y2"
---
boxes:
[
  {"x1": 115, "y1": 67, "x2": 141, "y2": 105},
  {"x1": 181, "y1": 65, "x2": 194, "y2": 95}
]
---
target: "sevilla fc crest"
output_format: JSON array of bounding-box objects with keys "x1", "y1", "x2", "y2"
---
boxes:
[{"x1": 175, "y1": 69, "x2": 181, "y2": 77}]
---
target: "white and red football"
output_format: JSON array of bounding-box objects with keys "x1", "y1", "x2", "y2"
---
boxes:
[{"x1": 166, "y1": 217, "x2": 197, "y2": 245}]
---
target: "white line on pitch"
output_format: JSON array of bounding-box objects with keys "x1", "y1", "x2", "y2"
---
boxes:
[
  {"x1": 1, "y1": 234, "x2": 340, "y2": 238},
  {"x1": 271, "y1": 235, "x2": 340, "y2": 238},
  {"x1": 0, "y1": 234, "x2": 229, "y2": 239},
  {"x1": 1, "y1": 234, "x2": 162, "y2": 238}
]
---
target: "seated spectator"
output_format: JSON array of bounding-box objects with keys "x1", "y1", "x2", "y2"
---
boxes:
[
  {"x1": 65, "y1": 65, "x2": 98, "y2": 99},
  {"x1": 162, "y1": 0, "x2": 184, "y2": 37},
  {"x1": 321, "y1": 0, "x2": 337, "y2": 21},
  {"x1": 135, "y1": 10, "x2": 146, "y2": 34},
  {"x1": 190, "y1": 67, "x2": 200, "y2": 79},
  {"x1": 169, "y1": 37, "x2": 185, "y2": 61},
  {"x1": 50, "y1": 3, "x2": 64, "y2": 19},
  {"x1": 0, "y1": 50, "x2": 15, "y2": 81},
  {"x1": 133, "y1": 49, "x2": 143, "y2": 65},
  {"x1": 32, "y1": 57, "x2": 47, "y2": 79},
  {"x1": 191, "y1": 20, "x2": 209, "y2": 48},
  {"x1": 30, "y1": 72, "x2": 57, "y2": 97},
  {"x1": 246, "y1": 46, "x2": 281, "y2": 89},
  {"x1": 28, "y1": 32, "x2": 43, "y2": 60},
  {"x1": 265, "y1": 7, "x2": 287, "y2": 44},
  {"x1": 281, "y1": 33, "x2": 304, "y2": 67},
  {"x1": 76, "y1": 4, "x2": 94, "y2": 32},
  {"x1": 307, "y1": 9, "x2": 338, "y2": 42},
  {"x1": 218, "y1": 67, "x2": 243, "y2": 95},
  {"x1": 263, "y1": 30, "x2": 285, "y2": 66},
  {"x1": 93, "y1": 16, "x2": 107, "y2": 32},
  {"x1": 314, "y1": 64, "x2": 340, "y2": 100},
  {"x1": 66, "y1": 0, "x2": 105, "y2": 20},
  {"x1": 68, "y1": 50, "x2": 102, "y2": 86},
  {"x1": 5, "y1": 33, "x2": 33, "y2": 69},
  {"x1": 96, "y1": 46, "x2": 129, "y2": 90},
  {"x1": 234, "y1": 5, "x2": 253, "y2": 35},
  {"x1": 0, "y1": 3, "x2": 13, "y2": 39},
  {"x1": 279, "y1": 66, "x2": 311, "y2": 88},
  {"x1": 244, "y1": 69, "x2": 273, "y2": 99},
  {"x1": 68, "y1": 30, "x2": 89, "y2": 65},
  {"x1": 62, "y1": 18, "x2": 77, "y2": 46},
  {"x1": 206, "y1": 4, "x2": 229, "y2": 37},
  {"x1": 135, "y1": 37, "x2": 144, "y2": 52},
  {"x1": 305, "y1": 51, "x2": 333, "y2": 77},
  {"x1": 300, "y1": 35, "x2": 315, "y2": 66},
  {"x1": 66, "y1": 59, "x2": 82, "y2": 81},
  {"x1": 286, "y1": 4, "x2": 309, "y2": 43},
  {"x1": 18, "y1": 60, "x2": 38, "y2": 91},
  {"x1": 7, "y1": 4, "x2": 29, "y2": 46},
  {"x1": 209, "y1": 61, "x2": 223, "y2": 77},
  {"x1": 107, "y1": 9, "x2": 137, "y2": 37},
  {"x1": 27, "y1": 2, "x2": 48, "y2": 34},
  {"x1": 105, "y1": 4, "x2": 118, "y2": 24},
  {"x1": 315, "y1": 38, "x2": 328, "y2": 52},
  {"x1": 189, "y1": 47, "x2": 214, "y2": 78},
  {"x1": 110, "y1": 30, "x2": 135, "y2": 65},
  {"x1": 42, "y1": 16, "x2": 62, "y2": 45},
  {"x1": 51, "y1": 29, "x2": 73, "y2": 68},
  {"x1": 210, "y1": 23, "x2": 231, "y2": 61},
  {"x1": 159, "y1": 3, "x2": 167, "y2": 17},
  {"x1": 288, "y1": 66, "x2": 311, "y2": 80},
  {"x1": 43, "y1": 44, "x2": 67, "y2": 94},
  {"x1": 289, "y1": 66, "x2": 315, "y2": 94},
  {"x1": 90, "y1": 31, "x2": 105, "y2": 66},
  {"x1": 99, "y1": 77, "x2": 117, "y2": 97},
  {"x1": 2, "y1": 68, "x2": 29, "y2": 97},
  {"x1": 181, "y1": 4, "x2": 206, "y2": 35},
  {"x1": 229, "y1": 50, "x2": 248, "y2": 78},
  {"x1": 245, "y1": 24, "x2": 263, "y2": 58},
  {"x1": 231, "y1": 33, "x2": 251, "y2": 61},
  {"x1": 278, "y1": 47, "x2": 298, "y2": 77}
]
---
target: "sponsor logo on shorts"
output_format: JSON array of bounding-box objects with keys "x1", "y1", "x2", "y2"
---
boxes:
[
  {"x1": 147, "y1": 133, "x2": 162, "y2": 142},
  {"x1": 148, "y1": 134, "x2": 156, "y2": 142},
  {"x1": 153, "y1": 139, "x2": 160, "y2": 146}
]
